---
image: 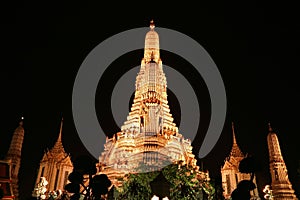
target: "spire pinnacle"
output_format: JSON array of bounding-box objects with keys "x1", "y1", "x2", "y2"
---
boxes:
[
  {"x1": 150, "y1": 20, "x2": 155, "y2": 30},
  {"x1": 268, "y1": 122, "x2": 273, "y2": 132},
  {"x1": 144, "y1": 20, "x2": 160, "y2": 63},
  {"x1": 19, "y1": 116, "x2": 24, "y2": 126},
  {"x1": 228, "y1": 122, "x2": 244, "y2": 158},
  {"x1": 231, "y1": 122, "x2": 237, "y2": 144},
  {"x1": 58, "y1": 117, "x2": 63, "y2": 143},
  {"x1": 47, "y1": 117, "x2": 66, "y2": 156}
]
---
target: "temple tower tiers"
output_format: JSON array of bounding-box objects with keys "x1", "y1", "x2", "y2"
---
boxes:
[
  {"x1": 121, "y1": 20, "x2": 176, "y2": 135},
  {"x1": 267, "y1": 123, "x2": 298, "y2": 199},
  {"x1": 5, "y1": 117, "x2": 25, "y2": 199},
  {"x1": 221, "y1": 123, "x2": 260, "y2": 199},
  {"x1": 34, "y1": 118, "x2": 73, "y2": 192},
  {"x1": 98, "y1": 21, "x2": 208, "y2": 187}
]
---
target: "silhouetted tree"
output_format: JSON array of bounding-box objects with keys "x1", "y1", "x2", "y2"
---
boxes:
[
  {"x1": 232, "y1": 155, "x2": 261, "y2": 199},
  {"x1": 231, "y1": 180, "x2": 255, "y2": 200},
  {"x1": 0, "y1": 187, "x2": 4, "y2": 199},
  {"x1": 64, "y1": 155, "x2": 109, "y2": 200},
  {"x1": 150, "y1": 171, "x2": 170, "y2": 199},
  {"x1": 91, "y1": 174, "x2": 111, "y2": 200},
  {"x1": 209, "y1": 176, "x2": 225, "y2": 200},
  {"x1": 239, "y1": 155, "x2": 261, "y2": 181}
]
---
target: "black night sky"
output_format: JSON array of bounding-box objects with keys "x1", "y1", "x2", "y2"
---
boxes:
[{"x1": 1, "y1": 1, "x2": 300, "y2": 199}]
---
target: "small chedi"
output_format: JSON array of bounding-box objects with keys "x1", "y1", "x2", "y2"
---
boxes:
[
  {"x1": 0, "y1": 118, "x2": 24, "y2": 200},
  {"x1": 98, "y1": 21, "x2": 209, "y2": 186},
  {"x1": 266, "y1": 123, "x2": 298, "y2": 200}
]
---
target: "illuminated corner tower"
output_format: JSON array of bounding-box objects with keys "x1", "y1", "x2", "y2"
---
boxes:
[
  {"x1": 5, "y1": 117, "x2": 25, "y2": 200},
  {"x1": 221, "y1": 123, "x2": 259, "y2": 199},
  {"x1": 267, "y1": 123, "x2": 298, "y2": 199},
  {"x1": 98, "y1": 21, "x2": 208, "y2": 186},
  {"x1": 34, "y1": 118, "x2": 73, "y2": 192}
]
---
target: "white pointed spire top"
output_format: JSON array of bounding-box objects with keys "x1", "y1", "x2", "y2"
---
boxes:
[
  {"x1": 150, "y1": 20, "x2": 155, "y2": 30},
  {"x1": 19, "y1": 116, "x2": 24, "y2": 126},
  {"x1": 144, "y1": 20, "x2": 160, "y2": 63},
  {"x1": 268, "y1": 122, "x2": 273, "y2": 133}
]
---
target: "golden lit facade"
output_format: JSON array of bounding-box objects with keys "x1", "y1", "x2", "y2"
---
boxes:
[
  {"x1": 267, "y1": 123, "x2": 298, "y2": 200},
  {"x1": 34, "y1": 119, "x2": 73, "y2": 192},
  {"x1": 98, "y1": 21, "x2": 207, "y2": 186},
  {"x1": 221, "y1": 123, "x2": 260, "y2": 199}
]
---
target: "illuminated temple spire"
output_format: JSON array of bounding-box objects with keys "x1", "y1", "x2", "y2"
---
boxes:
[
  {"x1": 6, "y1": 117, "x2": 25, "y2": 199},
  {"x1": 34, "y1": 118, "x2": 73, "y2": 192},
  {"x1": 232, "y1": 122, "x2": 237, "y2": 144},
  {"x1": 51, "y1": 118, "x2": 64, "y2": 153},
  {"x1": 267, "y1": 123, "x2": 298, "y2": 199},
  {"x1": 121, "y1": 20, "x2": 177, "y2": 135},
  {"x1": 99, "y1": 21, "x2": 203, "y2": 187},
  {"x1": 6, "y1": 117, "x2": 24, "y2": 161},
  {"x1": 229, "y1": 122, "x2": 244, "y2": 158},
  {"x1": 143, "y1": 20, "x2": 160, "y2": 63}
]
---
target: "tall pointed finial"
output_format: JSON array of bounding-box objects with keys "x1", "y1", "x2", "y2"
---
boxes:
[
  {"x1": 228, "y1": 122, "x2": 244, "y2": 158},
  {"x1": 58, "y1": 117, "x2": 63, "y2": 142},
  {"x1": 231, "y1": 122, "x2": 237, "y2": 144},
  {"x1": 150, "y1": 20, "x2": 155, "y2": 30},
  {"x1": 144, "y1": 20, "x2": 160, "y2": 63},
  {"x1": 51, "y1": 117, "x2": 64, "y2": 151},
  {"x1": 268, "y1": 122, "x2": 273, "y2": 132},
  {"x1": 19, "y1": 116, "x2": 24, "y2": 126}
]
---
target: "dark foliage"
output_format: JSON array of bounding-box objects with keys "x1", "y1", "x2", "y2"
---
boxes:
[
  {"x1": 150, "y1": 171, "x2": 170, "y2": 198},
  {"x1": 65, "y1": 155, "x2": 110, "y2": 200},
  {"x1": 0, "y1": 188, "x2": 4, "y2": 199},
  {"x1": 91, "y1": 174, "x2": 112, "y2": 198},
  {"x1": 73, "y1": 155, "x2": 97, "y2": 175},
  {"x1": 231, "y1": 180, "x2": 256, "y2": 200},
  {"x1": 239, "y1": 155, "x2": 261, "y2": 181}
]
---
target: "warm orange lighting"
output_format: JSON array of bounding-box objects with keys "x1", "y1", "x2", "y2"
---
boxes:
[{"x1": 98, "y1": 21, "x2": 207, "y2": 187}]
